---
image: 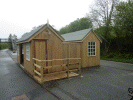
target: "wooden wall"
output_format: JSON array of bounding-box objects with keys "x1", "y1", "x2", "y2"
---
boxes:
[
  {"x1": 62, "y1": 43, "x2": 81, "y2": 69},
  {"x1": 81, "y1": 31, "x2": 100, "y2": 67},
  {"x1": 17, "y1": 27, "x2": 64, "y2": 74},
  {"x1": 17, "y1": 44, "x2": 20, "y2": 64},
  {"x1": 23, "y1": 41, "x2": 34, "y2": 75},
  {"x1": 62, "y1": 43, "x2": 81, "y2": 58},
  {"x1": 33, "y1": 27, "x2": 64, "y2": 73}
]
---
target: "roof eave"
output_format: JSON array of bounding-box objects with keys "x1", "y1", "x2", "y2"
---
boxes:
[{"x1": 81, "y1": 28, "x2": 92, "y2": 42}]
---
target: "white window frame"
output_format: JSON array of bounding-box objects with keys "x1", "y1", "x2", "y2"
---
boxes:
[
  {"x1": 26, "y1": 43, "x2": 30, "y2": 61},
  {"x1": 17, "y1": 45, "x2": 19, "y2": 55},
  {"x1": 88, "y1": 42, "x2": 96, "y2": 56}
]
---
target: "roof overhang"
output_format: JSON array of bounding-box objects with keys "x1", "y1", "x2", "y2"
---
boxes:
[{"x1": 81, "y1": 30, "x2": 102, "y2": 43}]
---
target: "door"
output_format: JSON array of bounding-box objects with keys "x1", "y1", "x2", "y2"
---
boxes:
[
  {"x1": 20, "y1": 44, "x2": 24, "y2": 65},
  {"x1": 34, "y1": 40, "x2": 48, "y2": 73}
]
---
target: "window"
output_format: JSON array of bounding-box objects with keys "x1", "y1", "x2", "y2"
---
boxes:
[
  {"x1": 17, "y1": 45, "x2": 19, "y2": 55},
  {"x1": 88, "y1": 42, "x2": 96, "y2": 56},
  {"x1": 26, "y1": 43, "x2": 30, "y2": 61}
]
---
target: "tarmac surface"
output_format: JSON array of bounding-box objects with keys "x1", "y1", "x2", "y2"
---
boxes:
[{"x1": 0, "y1": 49, "x2": 133, "y2": 100}]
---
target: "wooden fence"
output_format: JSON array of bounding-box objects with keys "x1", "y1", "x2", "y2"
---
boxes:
[{"x1": 32, "y1": 58, "x2": 81, "y2": 84}]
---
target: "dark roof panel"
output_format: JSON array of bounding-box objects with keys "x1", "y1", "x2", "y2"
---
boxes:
[
  {"x1": 61, "y1": 28, "x2": 92, "y2": 41},
  {"x1": 16, "y1": 24, "x2": 47, "y2": 43}
]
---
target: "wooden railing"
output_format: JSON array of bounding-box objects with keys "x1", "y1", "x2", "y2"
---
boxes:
[{"x1": 32, "y1": 58, "x2": 81, "y2": 84}]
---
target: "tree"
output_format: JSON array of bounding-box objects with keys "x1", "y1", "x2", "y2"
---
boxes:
[
  {"x1": 8, "y1": 34, "x2": 12, "y2": 50},
  {"x1": 89, "y1": 0, "x2": 119, "y2": 54},
  {"x1": 114, "y1": 0, "x2": 133, "y2": 37},
  {"x1": 0, "y1": 43, "x2": 9, "y2": 50},
  {"x1": 59, "y1": 17, "x2": 92, "y2": 35},
  {"x1": 113, "y1": 0, "x2": 133, "y2": 53}
]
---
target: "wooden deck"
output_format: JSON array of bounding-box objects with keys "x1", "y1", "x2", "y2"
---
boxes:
[{"x1": 32, "y1": 58, "x2": 81, "y2": 84}]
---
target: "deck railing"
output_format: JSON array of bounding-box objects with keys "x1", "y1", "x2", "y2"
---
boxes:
[{"x1": 32, "y1": 58, "x2": 81, "y2": 84}]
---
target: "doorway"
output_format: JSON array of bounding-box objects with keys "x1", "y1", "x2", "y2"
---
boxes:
[
  {"x1": 34, "y1": 40, "x2": 48, "y2": 73},
  {"x1": 20, "y1": 44, "x2": 24, "y2": 65}
]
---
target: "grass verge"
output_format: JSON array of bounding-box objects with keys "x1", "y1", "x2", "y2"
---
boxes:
[{"x1": 101, "y1": 57, "x2": 133, "y2": 63}]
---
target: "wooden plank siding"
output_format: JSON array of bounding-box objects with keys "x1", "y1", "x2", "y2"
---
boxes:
[
  {"x1": 81, "y1": 31, "x2": 100, "y2": 67},
  {"x1": 33, "y1": 28, "x2": 64, "y2": 73},
  {"x1": 62, "y1": 43, "x2": 81, "y2": 69},
  {"x1": 23, "y1": 41, "x2": 33, "y2": 75},
  {"x1": 17, "y1": 44, "x2": 21, "y2": 64}
]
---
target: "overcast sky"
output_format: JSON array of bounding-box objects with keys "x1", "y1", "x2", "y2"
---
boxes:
[{"x1": 0, "y1": 0, "x2": 94, "y2": 38}]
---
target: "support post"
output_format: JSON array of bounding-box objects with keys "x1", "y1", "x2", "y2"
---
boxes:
[
  {"x1": 41, "y1": 61, "x2": 44, "y2": 84},
  {"x1": 67, "y1": 59, "x2": 69, "y2": 78},
  {"x1": 32, "y1": 59, "x2": 35, "y2": 76},
  {"x1": 78, "y1": 59, "x2": 81, "y2": 76},
  {"x1": 52, "y1": 60, "x2": 53, "y2": 73}
]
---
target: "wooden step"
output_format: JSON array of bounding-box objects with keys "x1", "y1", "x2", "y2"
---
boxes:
[{"x1": 34, "y1": 72, "x2": 79, "y2": 84}]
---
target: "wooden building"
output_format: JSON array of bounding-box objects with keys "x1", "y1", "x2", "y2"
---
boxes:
[{"x1": 16, "y1": 23, "x2": 102, "y2": 84}]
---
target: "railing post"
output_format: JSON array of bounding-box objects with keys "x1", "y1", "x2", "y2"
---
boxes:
[
  {"x1": 41, "y1": 61, "x2": 44, "y2": 84},
  {"x1": 32, "y1": 59, "x2": 35, "y2": 76},
  {"x1": 67, "y1": 59, "x2": 69, "y2": 78},
  {"x1": 78, "y1": 59, "x2": 81, "y2": 76},
  {"x1": 52, "y1": 60, "x2": 53, "y2": 72}
]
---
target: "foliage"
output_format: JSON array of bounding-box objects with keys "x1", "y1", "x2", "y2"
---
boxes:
[
  {"x1": 101, "y1": 52, "x2": 133, "y2": 63},
  {"x1": 89, "y1": 0, "x2": 119, "y2": 27},
  {"x1": 87, "y1": 0, "x2": 133, "y2": 62},
  {"x1": 114, "y1": 0, "x2": 133, "y2": 37},
  {"x1": 8, "y1": 34, "x2": 12, "y2": 50},
  {"x1": 0, "y1": 43, "x2": 10, "y2": 50},
  {"x1": 59, "y1": 17, "x2": 92, "y2": 35},
  {"x1": 101, "y1": 56, "x2": 133, "y2": 63},
  {"x1": 111, "y1": 0, "x2": 133, "y2": 53},
  {"x1": 88, "y1": 0, "x2": 120, "y2": 54}
]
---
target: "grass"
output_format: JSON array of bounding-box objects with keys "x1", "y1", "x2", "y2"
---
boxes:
[
  {"x1": 100, "y1": 52, "x2": 133, "y2": 63},
  {"x1": 101, "y1": 56, "x2": 133, "y2": 63}
]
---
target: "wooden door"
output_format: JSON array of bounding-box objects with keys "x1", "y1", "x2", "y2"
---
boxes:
[{"x1": 34, "y1": 40, "x2": 48, "y2": 73}]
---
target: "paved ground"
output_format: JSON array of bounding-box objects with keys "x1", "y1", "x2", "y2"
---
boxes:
[
  {"x1": 0, "y1": 49, "x2": 58, "y2": 100},
  {"x1": 0, "y1": 49, "x2": 133, "y2": 100}
]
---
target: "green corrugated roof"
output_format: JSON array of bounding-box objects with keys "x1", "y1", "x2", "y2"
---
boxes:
[{"x1": 61, "y1": 28, "x2": 92, "y2": 41}]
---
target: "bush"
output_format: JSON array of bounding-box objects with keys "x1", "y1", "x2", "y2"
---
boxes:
[
  {"x1": 105, "y1": 53, "x2": 114, "y2": 58},
  {"x1": 0, "y1": 43, "x2": 9, "y2": 50}
]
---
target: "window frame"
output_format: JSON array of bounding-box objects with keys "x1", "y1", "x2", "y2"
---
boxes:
[
  {"x1": 87, "y1": 42, "x2": 96, "y2": 57},
  {"x1": 26, "y1": 43, "x2": 30, "y2": 61}
]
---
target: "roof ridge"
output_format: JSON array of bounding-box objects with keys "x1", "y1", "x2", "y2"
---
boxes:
[{"x1": 61, "y1": 28, "x2": 92, "y2": 36}]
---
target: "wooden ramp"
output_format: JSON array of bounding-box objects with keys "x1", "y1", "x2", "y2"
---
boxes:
[{"x1": 34, "y1": 72, "x2": 79, "y2": 83}]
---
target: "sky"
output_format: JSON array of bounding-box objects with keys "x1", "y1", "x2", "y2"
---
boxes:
[{"x1": 0, "y1": 0, "x2": 94, "y2": 38}]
